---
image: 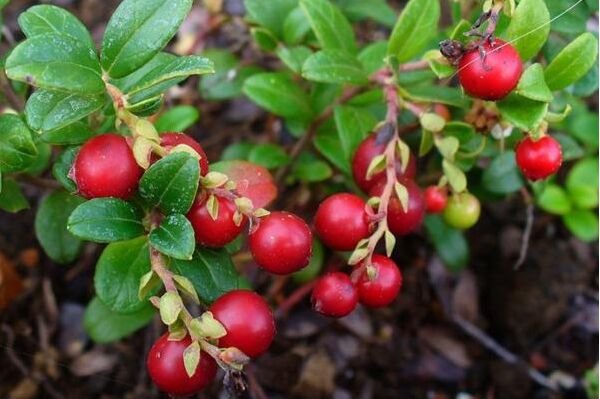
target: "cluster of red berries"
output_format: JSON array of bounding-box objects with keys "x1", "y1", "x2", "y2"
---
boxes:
[{"x1": 147, "y1": 289, "x2": 276, "y2": 396}]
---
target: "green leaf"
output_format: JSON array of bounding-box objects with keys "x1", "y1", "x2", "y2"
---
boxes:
[
  {"x1": 299, "y1": 0, "x2": 357, "y2": 54},
  {"x1": 302, "y1": 49, "x2": 368, "y2": 85},
  {"x1": 40, "y1": 121, "x2": 96, "y2": 145},
  {"x1": 94, "y1": 236, "x2": 154, "y2": 313},
  {"x1": 292, "y1": 156, "x2": 332, "y2": 182},
  {"x1": 402, "y1": 85, "x2": 467, "y2": 108},
  {"x1": 149, "y1": 213, "x2": 195, "y2": 260},
  {"x1": 276, "y1": 46, "x2": 313, "y2": 74},
  {"x1": 516, "y1": 64, "x2": 553, "y2": 102},
  {"x1": 221, "y1": 142, "x2": 255, "y2": 161},
  {"x1": 544, "y1": 33, "x2": 599, "y2": 91},
  {"x1": 314, "y1": 127, "x2": 349, "y2": 174},
  {"x1": 334, "y1": 105, "x2": 377, "y2": 162},
  {"x1": 0, "y1": 114, "x2": 37, "y2": 173},
  {"x1": 25, "y1": 89, "x2": 105, "y2": 133},
  {"x1": 6, "y1": 33, "x2": 103, "y2": 93},
  {"x1": 0, "y1": 178, "x2": 29, "y2": 213},
  {"x1": 35, "y1": 191, "x2": 85, "y2": 264},
  {"x1": 358, "y1": 41, "x2": 388, "y2": 75},
  {"x1": 536, "y1": 184, "x2": 572, "y2": 215},
  {"x1": 546, "y1": 0, "x2": 589, "y2": 35},
  {"x1": 566, "y1": 158, "x2": 599, "y2": 209},
  {"x1": 424, "y1": 215, "x2": 469, "y2": 272},
  {"x1": 563, "y1": 210, "x2": 599, "y2": 242},
  {"x1": 84, "y1": 297, "x2": 153, "y2": 343},
  {"x1": 126, "y1": 95, "x2": 163, "y2": 117},
  {"x1": 18, "y1": 5, "x2": 94, "y2": 49},
  {"x1": 155, "y1": 106, "x2": 200, "y2": 133},
  {"x1": 68, "y1": 198, "x2": 145, "y2": 243},
  {"x1": 52, "y1": 146, "x2": 78, "y2": 192},
  {"x1": 23, "y1": 142, "x2": 51, "y2": 176},
  {"x1": 139, "y1": 152, "x2": 200, "y2": 214},
  {"x1": 251, "y1": 27, "x2": 278, "y2": 51},
  {"x1": 244, "y1": 0, "x2": 297, "y2": 38},
  {"x1": 335, "y1": 0, "x2": 397, "y2": 27},
  {"x1": 101, "y1": 0, "x2": 193, "y2": 78},
  {"x1": 387, "y1": 0, "x2": 440, "y2": 62},
  {"x1": 248, "y1": 143, "x2": 290, "y2": 169},
  {"x1": 497, "y1": 93, "x2": 548, "y2": 131},
  {"x1": 283, "y1": 6, "x2": 311, "y2": 45},
  {"x1": 170, "y1": 248, "x2": 241, "y2": 303},
  {"x1": 443, "y1": 160, "x2": 466, "y2": 192},
  {"x1": 554, "y1": 133, "x2": 584, "y2": 161},
  {"x1": 481, "y1": 151, "x2": 524, "y2": 194},
  {"x1": 502, "y1": 0, "x2": 550, "y2": 60},
  {"x1": 293, "y1": 237, "x2": 324, "y2": 283},
  {"x1": 243, "y1": 72, "x2": 313, "y2": 120}
]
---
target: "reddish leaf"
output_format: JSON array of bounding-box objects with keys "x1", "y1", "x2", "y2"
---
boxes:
[{"x1": 211, "y1": 160, "x2": 277, "y2": 208}]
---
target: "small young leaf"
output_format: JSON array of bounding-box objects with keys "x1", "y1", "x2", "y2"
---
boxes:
[
  {"x1": 536, "y1": 184, "x2": 572, "y2": 215},
  {"x1": 0, "y1": 114, "x2": 37, "y2": 173},
  {"x1": 302, "y1": 50, "x2": 368, "y2": 85},
  {"x1": 442, "y1": 160, "x2": 466, "y2": 193},
  {"x1": 172, "y1": 274, "x2": 200, "y2": 303},
  {"x1": 84, "y1": 297, "x2": 154, "y2": 344},
  {"x1": 159, "y1": 291, "x2": 183, "y2": 325},
  {"x1": 155, "y1": 106, "x2": 200, "y2": 133},
  {"x1": 516, "y1": 64, "x2": 553, "y2": 102},
  {"x1": 563, "y1": 210, "x2": 599, "y2": 242},
  {"x1": 384, "y1": 230, "x2": 395, "y2": 256},
  {"x1": 387, "y1": 0, "x2": 440, "y2": 62},
  {"x1": 138, "y1": 271, "x2": 161, "y2": 301},
  {"x1": 348, "y1": 247, "x2": 369, "y2": 265},
  {"x1": 0, "y1": 178, "x2": 29, "y2": 213},
  {"x1": 299, "y1": 0, "x2": 357, "y2": 54},
  {"x1": 544, "y1": 33, "x2": 599, "y2": 91},
  {"x1": 245, "y1": 0, "x2": 297, "y2": 39},
  {"x1": 251, "y1": 27, "x2": 278, "y2": 51},
  {"x1": 420, "y1": 112, "x2": 446, "y2": 132},
  {"x1": 394, "y1": 181, "x2": 409, "y2": 212},
  {"x1": 419, "y1": 129, "x2": 434, "y2": 156},
  {"x1": 283, "y1": 6, "x2": 311, "y2": 45},
  {"x1": 150, "y1": 214, "x2": 195, "y2": 260},
  {"x1": 366, "y1": 154, "x2": 386, "y2": 180},
  {"x1": 68, "y1": 198, "x2": 145, "y2": 243},
  {"x1": 183, "y1": 341, "x2": 201, "y2": 377},
  {"x1": 502, "y1": 0, "x2": 550, "y2": 60},
  {"x1": 191, "y1": 311, "x2": 227, "y2": 339},
  {"x1": 436, "y1": 136, "x2": 460, "y2": 160}
]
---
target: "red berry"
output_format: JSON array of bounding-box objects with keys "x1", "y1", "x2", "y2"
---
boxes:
[
  {"x1": 147, "y1": 333, "x2": 216, "y2": 396},
  {"x1": 369, "y1": 178, "x2": 425, "y2": 236},
  {"x1": 72, "y1": 133, "x2": 142, "y2": 199},
  {"x1": 314, "y1": 193, "x2": 371, "y2": 251},
  {"x1": 187, "y1": 195, "x2": 246, "y2": 247},
  {"x1": 249, "y1": 212, "x2": 312, "y2": 275},
  {"x1": 356, "y1": 255, "x2": 402, "y2": 308},
  {"x1": 210, "y1": 290, "x2": 275, "y2": 358},
  {"x1": 433, "y1": 103, "x2": 451, "y2": 122},
  {"x1": 515, "y1": 135, "x2": 562, "y2": 181},
  {"x1": 458, "y1": 39, "x2": 522, "y2": 101},
  {"x1": 311, "y1": 272, "x2": 358, "y2": 317},
  {"x1": 352, "y1": 134, "x2": 417, "y2": 193},
  {"x1": 159, "y1": 132, "x2": 209, "y2": 175},
  {"x1": 424, "y1": 186, "x2": 448, "y2": 214}
]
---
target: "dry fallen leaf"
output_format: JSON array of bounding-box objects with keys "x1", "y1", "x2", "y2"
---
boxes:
[{"x1": 0, "y1": 251, "x2": 24, "y2": 310}]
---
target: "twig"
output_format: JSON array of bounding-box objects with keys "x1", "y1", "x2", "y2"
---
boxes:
[
  {"x1": 245, "y1": 365, "x2": 269, "y2": 399},
  {"x1": 273, "y1": 280, "x2": 316, "y2": 319},
  {"x1": 514, "y1": 188, "x2": 534, "y2": 270},
  {"x1": 399, "y1": 59, "x2": 432, "y2": 72},
  {"x1": 15, "y1": 174, "x2": 62, "y2": 190},
  {"x1": 0, "y1": 70, "x2": 25, "y2": 112}
]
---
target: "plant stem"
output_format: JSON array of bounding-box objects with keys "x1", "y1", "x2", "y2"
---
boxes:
[{"x1": 0, "y1": 71, "x2": 25, "y2": 112}]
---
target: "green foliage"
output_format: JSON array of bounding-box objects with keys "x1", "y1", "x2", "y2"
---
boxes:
[
  {"x1": 84, "y1": 297, "x2": 154, "y2": 343},
  {"x1": 0, "y1": 114, "x2": 37, "y2": 173},
  {"x1": 149, "y1": 214, "x2": 195, "y2": 260},
  {"x1": 424, "y1": 215, "x2": 469, "y2": 272},
  {"x1": 387, "y1": 0, "x2": 440, "y2": 62}
]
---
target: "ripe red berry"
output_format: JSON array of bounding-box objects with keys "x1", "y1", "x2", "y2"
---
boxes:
[
  {"x1": 249, "y1": 212, "x2": 312, "y2": 275},
  {"x1": 424, "y1": 186, "x2": 448, "y2": 214},
  {"x1": 72, "y1": 133, "x2": 142, "y2": 199},
  {"x1": 370, "y1": 178, "x2": 425, "y2": 236},
  {"x1": 160, "y1": 132, "x2": 209, "y2": 175},
  {"x1": 515, "y1": 135, "x2": 562, "y2": 181},
  {"x1": 356, "y1": 255, "x2": 402, "y2": 308},
  {"x1": 314, "y1": 193, "x2": 371, "y2": 251},
  {"x1": 147, "y1": 333, "x2": 217, "y2": 396},
  {"x1": 352, "y1": 134, "x2": 417, "y2": 193},
  {"x1": 311, "y1": 272, "x2": 358, "y2": 317},
  {"x1": 187, "y1": 195, "x2": 246, "y2": 247},
  {"x1": 210, "y1": 290, "x2": 275, "y2": 358},
  {"x1": 458, "y1": 39, "x2": 522, "y2": 101}
]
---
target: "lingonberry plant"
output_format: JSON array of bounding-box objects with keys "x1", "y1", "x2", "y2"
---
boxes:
[{"x1": 0, "y1": 0, "x2": 598, "y2": 395}]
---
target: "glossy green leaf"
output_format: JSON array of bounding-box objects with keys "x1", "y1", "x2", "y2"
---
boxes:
[
  {"x1": 101, "y1": 0, "x2": 193, "y2": 78},
  {"x1": 554, "y1": 133, "x2": 584, "y2": 161},
  {"x1": 18, "y1": 5, "x2": 94, "y2": 49},
  {"x1": 68, "y1": 198, "x2": 145, "y2": 243},
  {"x1": 443, "y1": 160, "x2": 466, "y2": 192},
  {"x1": 244, "y1": 0, "x2": 297, "y2": 38},
  {"x1": 251, "y1": 27, "x2": 278, "y2": 51},
  {"x1": 335, "y1": 0, "x2": 396, "y2": 27},
  {"x1": 292, "y1": 156, "x2": 332, "y2": 182},
  {"x1": 566, "y1": 158, "x2": 599, "y2": 209},
  {"x1": 503, "y1": 0, "x2": 550, "y2": 60},
  {"x1": 402, "y1": 85, "x2": 467, "y2": 108},
  {"x1": 84, "y1": 296, "x2": 154, "y2": 343},
  {"x1": 536, "y1": 184, "x2": 572, "y2": 215},
  {"x1": 283, "y1": 6, "x2": 311, "y2": 45},
  {"x1": 424, "y1": 215, "x2": 469, "y2": 272},
  {"x1": 155, "y1": 106, "x2": 200, "y2": 133},
  {"x1": 334, "y1": 105, "x2": 377, "y2": 162},
  {"x1": 358, "y1": 41, "x2": 388, "y2": 75},
  {"x1": 546, "y1": 0, "x2": 589, "y2": 34},
  {"x1": 545, "y1": 33, "x2": 599, "y2": 91},
  {"x1": 248, "y1": 143, "x2": 290, "y2": 169},
  {"x1": 198, "y1": 49, "x2": 263, "y2": 100},
  {"x1": 314, "y1": 127, "x2": 349, "y2": 174},
  {"x1": 26, "y1": 89, "x2": 105, "y2": 133},
  {"x1": 126, "y1": 95, "x2": 163, "y2": 117},
  {"x1": 170, "y1": 248, "x2": 241, "y2": 303},
  {"x1": 0, "y1": 114, "x2": 37, "y2": 173},
  {"x1": 40, "y1": 121, "x2": 96, "y2": 145},
  {"x1": 6, "y1": 33, "x2": 103, "y2": 93},
  {"x1": 0, "y1": 178, "x2": 29, "y2": 213},
  {"x1": 516, "y1": 63, "x2": 553, "y2": 102},
  {"x1": 35, "y1": 191, "x2": 85, "y2": 264},
  {"x1": 302, "y1": 49, "x2": 368, "y2": 84},
  {"x1": 243, "y1": 72, "x2": 313, "y2": 120},
  {"x1": 563, "y1": 210, "x2": 599, "y2": 242},
  {"x1": 94, "y1": 236, "x2": 154, "y2": 313},
  {"x1": 149, "y1": 213, "x2": 195, "y2": 260},
  {"x1": 23, "y1": 142, "x2": 51, "y2": 176},
  {"x1": 276, "y1": 46, "x2": 313, "y2": 74},
  {"x1": 299, "y1": 0, "x2": 357, "y2": 54},
  {"x1": 52, "y1": 147, "x2": 79, "y2": 193},
  {"x1": 387, "y1": 0, "x2": 440, "y2": 62},
  {"x1": 497, "y1": 93, "x2": 548, "y2": 131},
  {"x1": 481, "y1": 151, "x2": 524, "y2": 194}
]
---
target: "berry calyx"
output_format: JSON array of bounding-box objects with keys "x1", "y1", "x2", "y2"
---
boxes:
[
  {"x1": 210, "y1": 290, "x2": 276, "y2": 358},
  {"x1": 352, "y1": 134, "x2": 417, "y2": 193},
  {"x1": 187, "y1": 195, "x2": 246, "y2": 247},
  {"x1": 71, "y1": 134, "x2": 142, "y2": 199},
  {"x1": 311, "y1": 272, "x2": 358, "y2": 318},
  {"x1": 160, "y1": 132, "x2": 210, "y2": 175},
  {"x1": 515, "y1": 135, "x2": 562, "y2": 181},
  {"x1": 147, "y1": 333, "x2": 217, "y2": 396},
  {"x1": 442, "y1": 192, "x2": 481, "y2": 230},
  {"x1": 356, "y1": 255, "x2": 402, "y2": 308},
  {"x1": 249, "y1": 212, "x2": 312, "y2": 275},
  {"x1": 314, "y1": 193, "x2": 371, "y2": 251},
  {"x1": 369, "y1": 178, "x2": 425, "y2": 236},
  {"x1": 424, "y1": 186, "x2": 448, "y2": 214},
  {"x1": 458, "y1": 39, "x2": 522, "y2": 101}
]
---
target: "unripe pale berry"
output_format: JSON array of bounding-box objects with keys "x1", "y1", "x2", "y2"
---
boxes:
[
  {"x1": 515, "y1": 135, "x2": 562, "y2": 181},
  {"x1": 443, "y1": 192, "x2": 481, "y2": 230},
  {"x1": 311, "y1": 272, "x2": 358, "y2": 318}
]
